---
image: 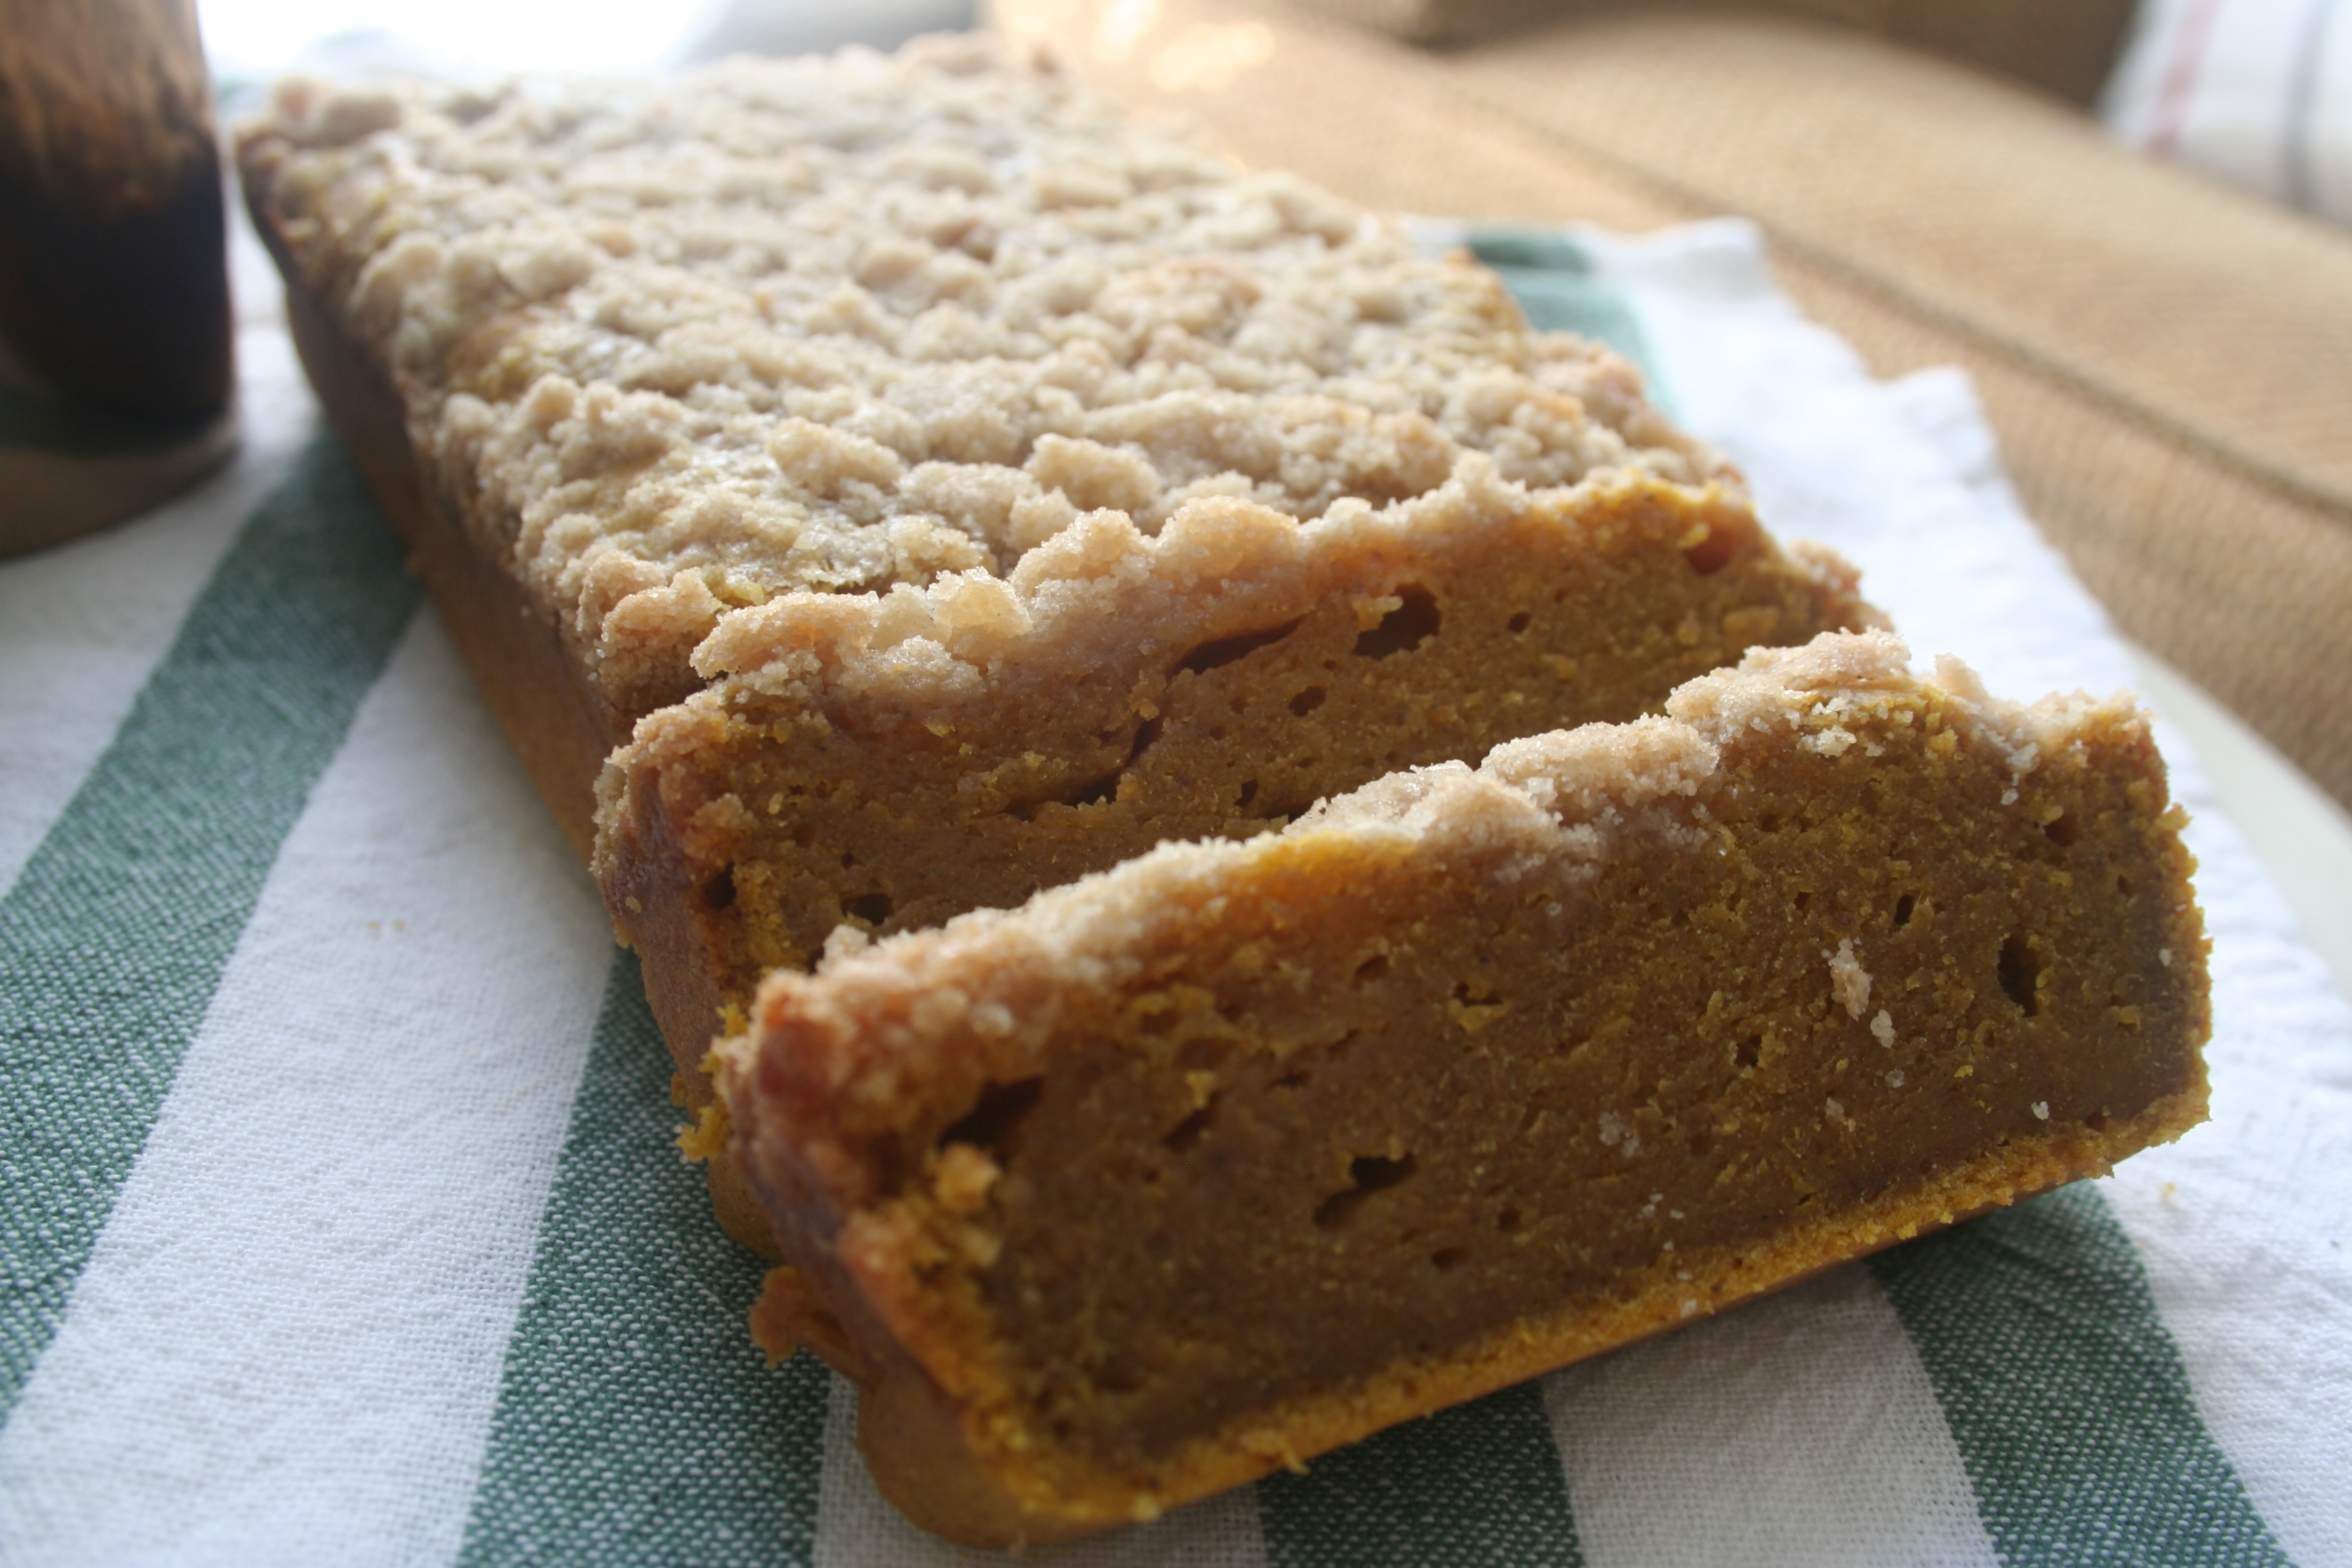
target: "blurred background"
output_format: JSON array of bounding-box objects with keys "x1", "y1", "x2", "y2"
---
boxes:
[{"x1": 196, "y1": 0, "x2": 977, "y2": 87}]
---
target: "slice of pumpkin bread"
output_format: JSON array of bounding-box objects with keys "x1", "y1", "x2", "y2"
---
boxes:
[
  {"x1": 598, "y1": 461, "x2": 1874, "y2": 1224},
  {"x1": 712, "y1": 630, "x2": 2210, "y2": 1548}
]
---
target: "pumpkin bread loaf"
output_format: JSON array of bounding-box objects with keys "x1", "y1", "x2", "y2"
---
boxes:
[
  {"x1": 234, "y1": 37, "x2": 1876, "y2": 1242},
  {"x1": 715, "y1": 630, "x2": 2210, "y2": 1548}
]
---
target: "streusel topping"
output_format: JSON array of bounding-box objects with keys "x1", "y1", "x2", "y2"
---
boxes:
[{"x1": 244, "y1": 36, "x2": 1720, "y2": 696}]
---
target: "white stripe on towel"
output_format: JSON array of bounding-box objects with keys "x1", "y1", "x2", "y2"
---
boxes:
[
  {"x1": 1545, "y1": 1267, "x2": 1997, "y2": 1568},
  {"x1": 0, "y1": 331, "x2": 314, "y2": 896},
  {"x1": 0, "y1": 615, "x2": 610, "y2": 1567}
]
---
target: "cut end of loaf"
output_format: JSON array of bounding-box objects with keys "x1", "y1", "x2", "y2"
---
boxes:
[{"x1": 716, "y1": 631, "x2": 2210, "y2": 1546}]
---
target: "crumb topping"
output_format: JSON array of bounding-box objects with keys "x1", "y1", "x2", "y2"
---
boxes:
[{"x1": 241, "y1": 36, "x2": 1718, "y2": 700}]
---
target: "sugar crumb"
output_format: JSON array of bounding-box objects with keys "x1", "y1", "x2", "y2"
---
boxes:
[
  {"x1": 1828, "y1": 938, "x2": 1872, "y2": 1019},
  {"x1": 1596, "y1": 1111, "x2": 1639, "y2": 1156},
  {"x1": 934, "y1": 1142, "x2": 1002, "y2": 1215}
]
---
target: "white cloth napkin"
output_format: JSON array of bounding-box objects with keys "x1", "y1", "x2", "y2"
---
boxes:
[{"x1": 0, "y1": 216, "x2": 2343, "y2": 1568}]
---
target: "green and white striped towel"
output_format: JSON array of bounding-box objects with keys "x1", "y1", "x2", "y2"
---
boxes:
[{"x1": 2, "y1": 216, "x2": 2345, "y2": 1567}]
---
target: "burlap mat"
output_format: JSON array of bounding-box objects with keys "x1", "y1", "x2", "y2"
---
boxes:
[
  {"x1": 994, "y1": 0, "x2": 2352, "y2": 813},
  {"x1": 1279, "y1": 0, "x2": 2140, "y2": 106}
]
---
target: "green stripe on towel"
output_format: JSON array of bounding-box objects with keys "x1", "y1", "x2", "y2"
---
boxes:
[
  {"x1": 1465, "y1": 230, "x2": 1676, "y2": 421},
  {"x1": 1258, "y1": 1379, "x2": 1584, "y2": 1568},
  {"x1": 0, "y1": 431, "x2": 418, "y2": 1416},
  {"x1": 1872, "y1": 1184, "x2": 2293, "y2": 1568},
  {"x1": 457, "y1": 951, "x2": 830, "y2": 1568}
]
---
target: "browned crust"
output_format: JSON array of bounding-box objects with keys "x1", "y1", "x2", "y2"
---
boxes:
[
  {"x1": 242, "y1": 178, "x2": 627, "y2": 862},
  {"x1": 604, "y1": 766, "x2": 779, "y2": 1254}
]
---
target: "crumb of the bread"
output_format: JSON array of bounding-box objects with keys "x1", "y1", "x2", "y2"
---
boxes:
[
  {"x1": 676, "y1": 1101, "x2": 729, "y2": 1162},
  {"x1": 1829, "y1": 938, "x2": 1872, "y2": 1019}
]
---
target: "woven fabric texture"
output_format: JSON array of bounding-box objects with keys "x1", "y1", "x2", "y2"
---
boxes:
[{"x1": 1276, "y1": 0, "x2": 2140, "y2": 104}]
